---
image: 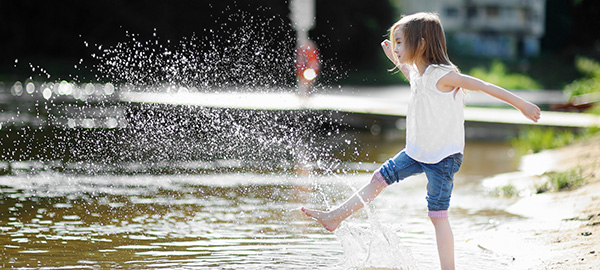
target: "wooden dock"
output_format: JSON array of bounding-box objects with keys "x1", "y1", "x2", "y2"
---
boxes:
[{"x1": 120, "y1": 87, "x2": 600, "y2": 128}]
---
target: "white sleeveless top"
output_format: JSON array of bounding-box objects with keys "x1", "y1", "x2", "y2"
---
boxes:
[{"x1": 405, "y1": 64, "x2": 465, "y2": 164}]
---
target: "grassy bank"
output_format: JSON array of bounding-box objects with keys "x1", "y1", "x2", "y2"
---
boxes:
[{"x1": 511, "y1": 126, "x2": 600, "y2": 156}]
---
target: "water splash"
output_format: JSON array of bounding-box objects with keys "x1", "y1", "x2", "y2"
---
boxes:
[
  {"x1": 90, "y1": 11, "x2": 296, "y2": 90},
  {"x1": 335, "y1": 221, "x2": 420, "y2": 270},
  {"x1": 334, "y1": 215, "x2": 420, "y2": 270},
  {"x1": 1, "y1": 9, "x2": 359, "y2": 175},
  {"x1": 331, "y1": 183, "x2": 420, "y2": 269}
]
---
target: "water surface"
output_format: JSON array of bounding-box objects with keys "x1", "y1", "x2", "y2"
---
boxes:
[{"x1": 0, "y1": 138, "x2": 527, "y2": 269}]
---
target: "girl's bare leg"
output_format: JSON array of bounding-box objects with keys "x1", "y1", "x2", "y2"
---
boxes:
[
  {"x1": 301, "y1": 173, "x2": 387, "y2": 231},
  {"x1": 431, "y1": 217, "x2": 455, "y2": 270}
]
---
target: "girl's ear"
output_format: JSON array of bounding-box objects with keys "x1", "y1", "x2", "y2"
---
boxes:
[
  {"x1": 417, "y1": 37, "x2": 427, "y2": 56},
  {"x1": 420, "y1": 38, "x2": 426, "y2": 51}
]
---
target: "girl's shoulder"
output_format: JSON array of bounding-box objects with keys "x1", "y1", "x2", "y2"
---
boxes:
[
  {"x1": 428, "y1": 64, "x2": 454, "y2": 72},
  {"x1": 425, "y1": 64, "x2": 456, "y2": 80},
  {"x1": 408, "y1": 64, "x2": 456, "y2": 83},
  {"x1": 407, "y1": 64, "x2": 453, "y2": 76}
]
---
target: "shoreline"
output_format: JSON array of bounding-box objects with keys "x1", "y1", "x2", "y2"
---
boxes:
[{"x1": 481, "y1": 134, "x2": 600, "y2": 269}]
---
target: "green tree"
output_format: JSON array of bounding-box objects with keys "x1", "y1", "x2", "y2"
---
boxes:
[
  {"x1": 564, "y1": 57, "x2": 600, "y2": 98},
  {"x1": 468, "y1": 60, "x2": 541, "y2": 90}
]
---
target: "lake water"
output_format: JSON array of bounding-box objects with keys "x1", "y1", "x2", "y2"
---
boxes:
[{"x1": 0, "y1": 133, "x2": 527, "y2": 269}]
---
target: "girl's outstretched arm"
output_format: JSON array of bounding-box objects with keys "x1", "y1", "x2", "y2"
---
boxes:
[{"x1": 438, "y1": 71, "x2": 541, "y2": 122}]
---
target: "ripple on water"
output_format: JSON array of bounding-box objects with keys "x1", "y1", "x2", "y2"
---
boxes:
[{"x1": 0, "y1": 171, "x2": 528, "y2": 269}]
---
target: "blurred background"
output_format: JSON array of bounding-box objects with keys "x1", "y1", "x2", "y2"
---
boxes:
[
  {"x1": 1, "y1": 0, "x2": 599, "y2": 88},
  {"x1": 1, "y1": 0, "x2": 600, "y2": 180}
]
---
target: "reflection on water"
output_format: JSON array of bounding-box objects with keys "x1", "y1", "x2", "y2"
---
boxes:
[
  {"x1": 0, "y1": 135, "x2": 525, "y2": 269},
  {"x1": 0, "y1": 174, "x2": 341, "y2": 268}
]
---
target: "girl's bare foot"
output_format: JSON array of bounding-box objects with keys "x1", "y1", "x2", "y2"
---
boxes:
[
  {"x1": 301, "y1": 207, "x2": 342, "y2": 232},
  {"x1": 300, "y1": 179, "x2": 385, "y2": 232}
]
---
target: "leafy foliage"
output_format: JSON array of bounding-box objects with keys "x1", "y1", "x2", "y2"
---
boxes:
[
  {"x1": 564, "y1": 57, "x2": 600, "y2": 98},
  {"x1": 511, "y1": 125, "x2": 600, "y2": 156},
  {"x1": 468, "y1": 60, "x2": 541, "y2": 90},
  {"x1": 511, "y1": 127, "x2": 576, "y2": 155}
]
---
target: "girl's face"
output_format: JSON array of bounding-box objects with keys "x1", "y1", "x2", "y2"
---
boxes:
[{"x1": 393, "y1": 26, "x2": 408, "y2": 64}]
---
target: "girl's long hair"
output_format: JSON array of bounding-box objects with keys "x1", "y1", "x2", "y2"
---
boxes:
[
  {"x1": 390, "y1": 12, "x2": 457, "y2": 71},
  {"x1": 390, "y1": 13, "x2": 464, "y2": 99}
]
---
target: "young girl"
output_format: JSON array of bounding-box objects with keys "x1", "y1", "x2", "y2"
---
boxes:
[{"x1": 301, "y1": 12, "x2": 541, "y2": 269}]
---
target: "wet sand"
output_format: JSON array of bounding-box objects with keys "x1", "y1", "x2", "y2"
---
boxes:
[
  {"x1": 485, "y1": 134, "x2": 600, "y2": 269},
  {"x1": 534, "y1": 134, "x2": 600, "y2": 269}
]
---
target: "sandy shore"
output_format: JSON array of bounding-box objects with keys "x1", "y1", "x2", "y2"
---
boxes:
[
  {"x1": 535, "y1": 134, "x2": 600, "y2": 269},
  {"x1": 483, "y1": 134, "x2": 600, "y2": 269}
]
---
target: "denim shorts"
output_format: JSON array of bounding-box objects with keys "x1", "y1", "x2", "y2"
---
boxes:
[{"x1": 377, "y1": 150, "x2": 463, "y2": 212}]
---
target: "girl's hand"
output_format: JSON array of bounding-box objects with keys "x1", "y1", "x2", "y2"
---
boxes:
[
  {"x1": 519, "y1": 101, "x2": 541, "y2": 123},
  {"x1": 381, "y1": 39, "x2": 409, "y2": 78},
  {"x1": 381, "y1": 40, "x2": 395, "y2": 64}
]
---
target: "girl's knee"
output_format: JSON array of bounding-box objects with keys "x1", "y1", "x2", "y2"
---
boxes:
[{"x1": 370, "y1": 170, "x2": 389, "y2": 188}]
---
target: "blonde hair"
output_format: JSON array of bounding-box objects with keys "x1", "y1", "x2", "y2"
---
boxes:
[{"x1": 389, "y1": 12, "x2": 456, "y2": 69}]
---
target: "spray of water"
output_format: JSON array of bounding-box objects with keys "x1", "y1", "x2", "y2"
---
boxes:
[
  {"x1": 330, "y1": 183, "x2": 421, "y2": 270},
  {"x1": 91, "y1": 13, "x2": 296, "y2": 90},
  {"x1": 2, "y1": 8, "x2": 356, "y2": 176}
]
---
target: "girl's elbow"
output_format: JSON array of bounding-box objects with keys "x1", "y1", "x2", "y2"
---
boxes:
[
  {"x1": 475, "y1": 81, "x2": 501, "y2": 94},
  {"x1": 457, "y1": 74, "x2": 490, "y2": 92}
]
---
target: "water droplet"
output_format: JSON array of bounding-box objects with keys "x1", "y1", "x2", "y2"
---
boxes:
[
  {"x1": 104, "y1": 83, "x2": 115, "y2": 95},
  {"x1": 11, "y1": 81, "x2": 23, "y2": 96},
  {"x1": 26, "y1": 82, "x2": 35, "y2": 94},
  {"x1": 42, "y1": 87, "x2": 52, "y2": 100}
]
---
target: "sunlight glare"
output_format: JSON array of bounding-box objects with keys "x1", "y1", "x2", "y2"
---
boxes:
[{"x1": 303, "y1": 68, "x2": 316, "y2": 81}]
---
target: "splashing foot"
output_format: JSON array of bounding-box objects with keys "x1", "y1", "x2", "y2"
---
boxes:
[{"x1": 301, "y1": 207, "x2": 342, "y2": 232}]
